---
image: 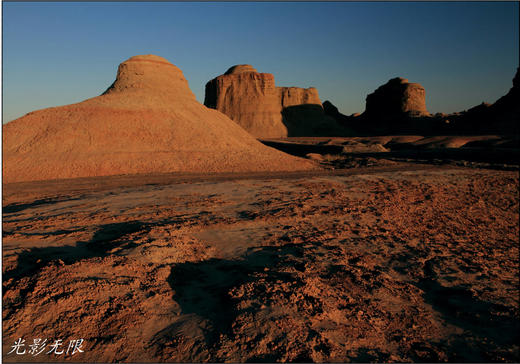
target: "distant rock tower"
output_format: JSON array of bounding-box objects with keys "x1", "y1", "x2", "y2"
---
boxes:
[
  {"x1": 365, "y1": 77, "x2": 429, "y2": 118},
  {"x1": 204, "y1": 65, "x2": 345, "y2": 138}
]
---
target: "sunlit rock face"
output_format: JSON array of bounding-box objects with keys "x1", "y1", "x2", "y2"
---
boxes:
[
  {"x1": 3, "y1": 56, "x2": 316, "y2": 183},
  {"x1": 204, "y1": 65, "x2": 286, "y2": 138},
  {"x1": 204, "y1": 65, "x2": 345, "y2": 138}
]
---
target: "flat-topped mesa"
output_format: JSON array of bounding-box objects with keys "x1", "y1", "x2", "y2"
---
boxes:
[
  {"x1": 365, "y1": 77, "x2": 429, "y2": 118},
  {"x1": 3, "y1": 55, "x2": 317, "y2": 183},
  {"x1": 205, "y1": 65, "x2": 345, "y2": 138}
]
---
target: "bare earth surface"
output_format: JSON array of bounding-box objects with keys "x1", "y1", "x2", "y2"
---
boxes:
[{"x1": 2, "y1": 165, "x2": 519, "y2": 362}]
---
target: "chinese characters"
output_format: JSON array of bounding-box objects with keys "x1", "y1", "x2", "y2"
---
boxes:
[{"x1": 7, "y1": 338, "x2": 85, "y2": 356}]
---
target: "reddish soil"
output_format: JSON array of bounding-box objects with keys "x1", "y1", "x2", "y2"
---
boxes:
[{"x1": 2, "y1": 165, "x2": 519, "y2": 362}]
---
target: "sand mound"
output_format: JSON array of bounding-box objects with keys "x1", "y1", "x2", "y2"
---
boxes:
[
  {"x1": 409, "y1": 135, "x2": 502, "y2": 149},
  {"x1": 3, "y1": 55, "x2": 317, "y2": 183}
]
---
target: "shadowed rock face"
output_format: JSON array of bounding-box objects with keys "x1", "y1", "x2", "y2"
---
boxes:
[
  {"x1": 3, "y1": 55, "x2": 316, "y2": 183},
  {"x1": 278, "y1": 87, "x2": 348, "y2": 137},
  {"x1": 440, "y1": 68, "x2": 519, "y2": 135},
  {"x1": 323, "y1": 100, "x2": 340, "y2": 116},
  {"x1": 323, "y1": 100, "x2": 359, "y2": 123},
  {"x1": 327, "y1": 69, "x2": 519, "y2": 136},
  {"x1": 365, "y1": 77, "x2": 429, "y2": 118},
  {"x1": 204, "y1": 65, "x2": 347, "y2": 138},
  {"x1": 489, "y1": 67, "x2": 519, "y2": 120}
]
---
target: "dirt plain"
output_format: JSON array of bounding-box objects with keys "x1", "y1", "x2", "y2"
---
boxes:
[{"x1": 2, "y1": 148, "x2": 520, "y2": 362}]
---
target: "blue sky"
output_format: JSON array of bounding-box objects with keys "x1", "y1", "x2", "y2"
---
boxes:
[{"x1": 2, "y1": 2, "x2": 519, "y2": 123}]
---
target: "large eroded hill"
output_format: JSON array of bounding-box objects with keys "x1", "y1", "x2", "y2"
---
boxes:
[{"x1": 3, "y1": 55, "x2": 316, "y2": 183}]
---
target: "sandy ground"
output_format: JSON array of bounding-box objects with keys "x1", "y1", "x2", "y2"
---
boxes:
[
  {"x1": 2, "y1": 165, "x2": 519, "y2": 362},
  {"x1": 260, "y1": 135, "x2": 520, "y2": 171}
]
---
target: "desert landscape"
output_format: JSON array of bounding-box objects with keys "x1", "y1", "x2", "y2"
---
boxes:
[
  {"x1": 2, "y1": 4, "x2": 519, "y2": 361},
  {"x1": 3, "y1": 162, "x2": 519, "y2": 362}
]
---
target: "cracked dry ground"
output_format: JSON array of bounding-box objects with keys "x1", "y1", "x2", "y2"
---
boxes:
[{"x1": 2, "y1": 167, "x2": 519, "y2": 362}]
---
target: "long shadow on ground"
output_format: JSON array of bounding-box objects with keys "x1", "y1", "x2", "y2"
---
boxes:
[
  {"x1": 2, "y1": 221, "x2": 149, "y2": 324},
  {"x1": 3, "y1": 210, "x2": 225, "y2": 291},
  {"x1": 152, "y1": 244, "x2": 306, "y2": 360},
  {"x1": 418, "y1": 261, "x2": 520, "y2": 362},
  {"x1": 3, "y1": 196, "x2": 82, "y2": 214},
  {"x1": 3, "y1": 221, "x2": 146, "y2": 290},
  {"x1": 419, "y1": 278, "x2": 520, "y2": 362}
]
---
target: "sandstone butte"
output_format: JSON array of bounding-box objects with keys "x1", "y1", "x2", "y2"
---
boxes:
[
  {"x1": 204, "y1": 65, "x2": 344, "y2": 138},
  {"x1": 3, "y1": 55, "x2": 317, "y2": 183},
  {"x1": 364, "y1": 77, "x2": 430, "y2": 118}
]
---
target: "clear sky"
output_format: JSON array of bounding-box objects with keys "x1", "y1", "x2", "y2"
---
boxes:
[{"x1": 2, "y1": 1, "x2": 519, "y2": 123}]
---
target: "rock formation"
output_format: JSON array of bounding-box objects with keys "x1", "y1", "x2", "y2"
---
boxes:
[
  {"x1": 323, "y1": 100, "x2": 360, "y2": 127},
  {"x1": 322, "y1": 100, "x2": 341, "y2": 118},
  {"x1": 204, "y1": 65, "x2": 286, "y2": 138},
  {"x1": 278, "y1": 87, "x2": 348, "y2": 137},
  {"x1": 347, "y1": 77, "x2": 435, "y2": 135},
  {"x1": 493, "y1": 67, "x2": 519, "y2": 110},
  {"x1": 204, "y1": 65, "x2": 347, "y2": 138},
  {"x1": 3, "y1": 55, "x2": 316, "y2": 183},
  {"x1": 488, "y1": 67, "x2": 519, "y2": 130},
  {"x1": 364, "y1": 77, "x2": 429, "y2": 119},
  {"x1": 278, "y1": 87, "x2": 321, "y2": 107},
  {"x1": 441, "y1": 68, "x2": 519, "y2": 134},
  {"x1": 321, "y1": 79, "x2": 432, "y2": 136}
]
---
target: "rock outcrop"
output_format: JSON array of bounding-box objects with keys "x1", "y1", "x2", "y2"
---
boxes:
[
  {"x1": 278, "y1": 87, "x2": 321, "y2": 107},
  {"x1": 348, "y1": 77, "x2": 434, "y2": 135},
  {"x1": 441, "y1": 68, "x2": 519, "y2": 135},
  {"x1": 489, "y1": 67, "x2": 519, "y2": 127},
  {"x1": 322, "y1": 100, "x2": 341, "y2": 118},
  {"x1": 323, "y1": 100, "x2": 361, "y2": 128},
  {"x1": 3, "y1": 55, "x2": 316, "y2": 183},
  {"x1": 204, "y1": 65, "x2": 286, "y2": 138},
  {"x1": 278, "y1": 87, "x2": 348, "y2": 137},
  {"x1": 204, "y1": 65, "x2": 347, "y2": 138},
  {"x1": 364, "y1": 77, "x2": 429, "y2": 118}
]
